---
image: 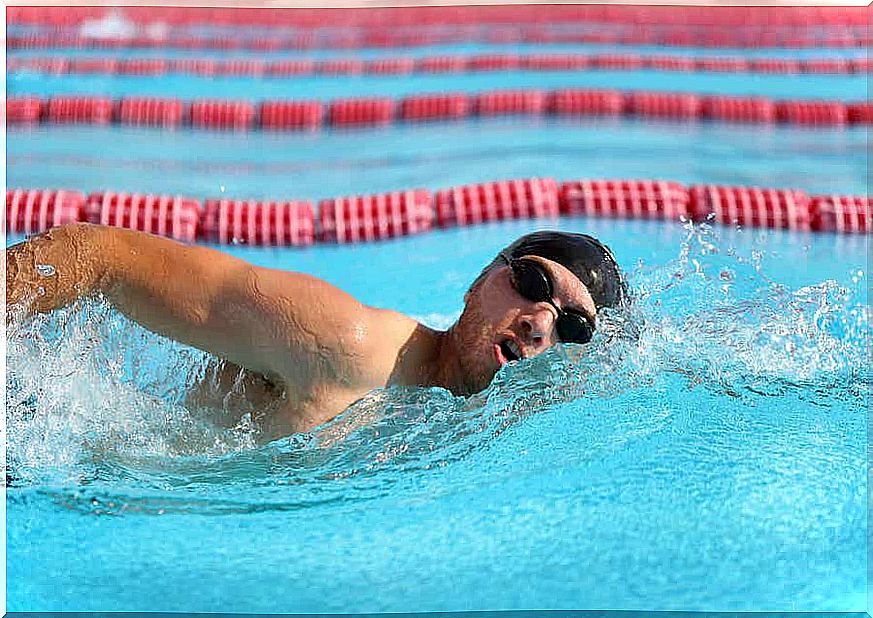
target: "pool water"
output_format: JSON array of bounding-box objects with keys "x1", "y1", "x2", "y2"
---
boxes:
[
  {"x1": 9, "y1": 54, "x2": 868, "y2": 102},
  {"x1": 6, "y1": 120, "x2": 868, "y2": 200},
  {"x1": 5, "y1": 38, "x2": 869, "y2": 613}
]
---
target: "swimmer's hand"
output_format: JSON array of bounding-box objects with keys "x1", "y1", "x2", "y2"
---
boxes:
[{"x1": 5, "y1": 223, "x2": 387, "y2": 419}]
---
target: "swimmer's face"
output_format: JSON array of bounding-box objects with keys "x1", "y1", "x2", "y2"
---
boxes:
[{"x1": 455, "y1": 255, "x2": 597, "y2": 391}]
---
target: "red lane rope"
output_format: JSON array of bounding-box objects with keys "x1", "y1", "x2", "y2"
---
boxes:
[
  {"x1": 8, "y1": 53, "x2": 870, "y2": 77},
  {"x1": 8, "y1": 29, "x2": 869, "y2": 51},
  {"x1": 7, "y1": 91, "x2": 870, "y2": 130},
  {"x1": 7, "y1": 6, "x2": 867, "y2": 28},
  {"x1": 6, "y1": 181, "x2": 871, "y2": 242}
]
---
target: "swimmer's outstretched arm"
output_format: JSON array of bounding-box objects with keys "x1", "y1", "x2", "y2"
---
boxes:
[{"x1": 5, "y1": 223, "x2": 392, "y2": 396}]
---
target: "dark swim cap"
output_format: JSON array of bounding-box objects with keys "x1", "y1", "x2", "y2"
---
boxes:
[{"x1": 501, "y1": 231, "x2": 628, "y2": 310}]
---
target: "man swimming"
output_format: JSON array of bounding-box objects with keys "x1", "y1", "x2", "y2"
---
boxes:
[{"x1": 5, "y1": 223, "x2": 626, "y2": 440}]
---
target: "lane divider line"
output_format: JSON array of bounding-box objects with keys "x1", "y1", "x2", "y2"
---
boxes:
[
  {"x1": 7, "y1": 91, "x2": 871, "y2": 129},
  {"x1": 7, "y1": 53, "x2": 871, "y2": 77},
  {"x1": 6, "y1": 181, "x2": 871, "y2": 242}
]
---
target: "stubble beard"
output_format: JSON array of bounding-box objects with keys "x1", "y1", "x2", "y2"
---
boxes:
[{"x1": 452, "y1": 298, "x2": 499, "y2": 396}]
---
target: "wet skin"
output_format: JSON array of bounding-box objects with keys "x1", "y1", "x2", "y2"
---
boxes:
[{"x1": 5, "y1": 223, "x2": 596, "y2": 440}]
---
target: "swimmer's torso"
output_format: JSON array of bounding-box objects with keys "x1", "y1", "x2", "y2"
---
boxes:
[{"x1": 186, "y1": 359, "x2": 395, "y2": 440}]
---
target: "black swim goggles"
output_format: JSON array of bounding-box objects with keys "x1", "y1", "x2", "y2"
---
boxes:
[{"x1": 500, "y1": 252, "x2": 595, "y2": 345}]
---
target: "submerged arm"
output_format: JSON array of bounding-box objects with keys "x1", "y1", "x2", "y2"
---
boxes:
[{"x1": 5, "y1": 223, "x2": 377, "y2": 391}]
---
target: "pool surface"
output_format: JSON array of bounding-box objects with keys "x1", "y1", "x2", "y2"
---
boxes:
[{"x1": 6, "y1": 32, "x2": 869, "y2": 614}]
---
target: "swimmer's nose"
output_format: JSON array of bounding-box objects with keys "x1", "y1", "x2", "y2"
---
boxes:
[{"x1": 519, "y1": 305, "x2": 557, "y2": 354}]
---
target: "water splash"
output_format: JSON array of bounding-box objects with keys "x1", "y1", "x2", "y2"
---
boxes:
[
  {"x1": 6, "y1": 223, "x2": 868, "y2": 516},
  {"x1": 6, "y1": 298, "x2": 259, "y2": 489}
]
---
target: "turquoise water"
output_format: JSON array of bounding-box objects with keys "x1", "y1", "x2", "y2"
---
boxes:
[
  {"x1": 5, "y1": 40, "x2": 869, "y2": 613},
  {"x1": 6, "y1": 219, "x2": 869, "y2": 612},
  {"x1": 6, "y1": 120, "x2": 868, "y2": 199},
  {"x1": 8, "y1": 67, "x2": 867, "y2": 102}
]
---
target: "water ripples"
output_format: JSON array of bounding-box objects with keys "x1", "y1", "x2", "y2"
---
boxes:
[{"x1": 6, "y1": 221, "x2": 869, "y2": 517}]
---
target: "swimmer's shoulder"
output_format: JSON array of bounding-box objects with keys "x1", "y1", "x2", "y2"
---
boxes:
[
  {"x1": 363, "y1": 306, "x2": 421, "y2": 349},
  {"x1": 349, "y1": 306, "x2": 422, "y2": 384}
]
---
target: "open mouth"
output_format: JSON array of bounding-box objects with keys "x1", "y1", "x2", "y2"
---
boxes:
[{"x1": 497, "y1": 339, "x2": 522, "y2": 364}]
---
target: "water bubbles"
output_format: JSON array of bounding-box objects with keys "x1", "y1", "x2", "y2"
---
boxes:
[
  {"x1": 35, "y1": 263, "x2": 55, "y2": 277},
  {"x1": 750, "y1": 250, "x2": 764, "y2": 271}
]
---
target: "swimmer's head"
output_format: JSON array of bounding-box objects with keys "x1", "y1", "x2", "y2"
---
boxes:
[
  {"x1": 468, "y1": 231, "x2": 627, "y2": 310},
  {"x1": 451, "y1": 231, "x2": 627, "y2": 393}
]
